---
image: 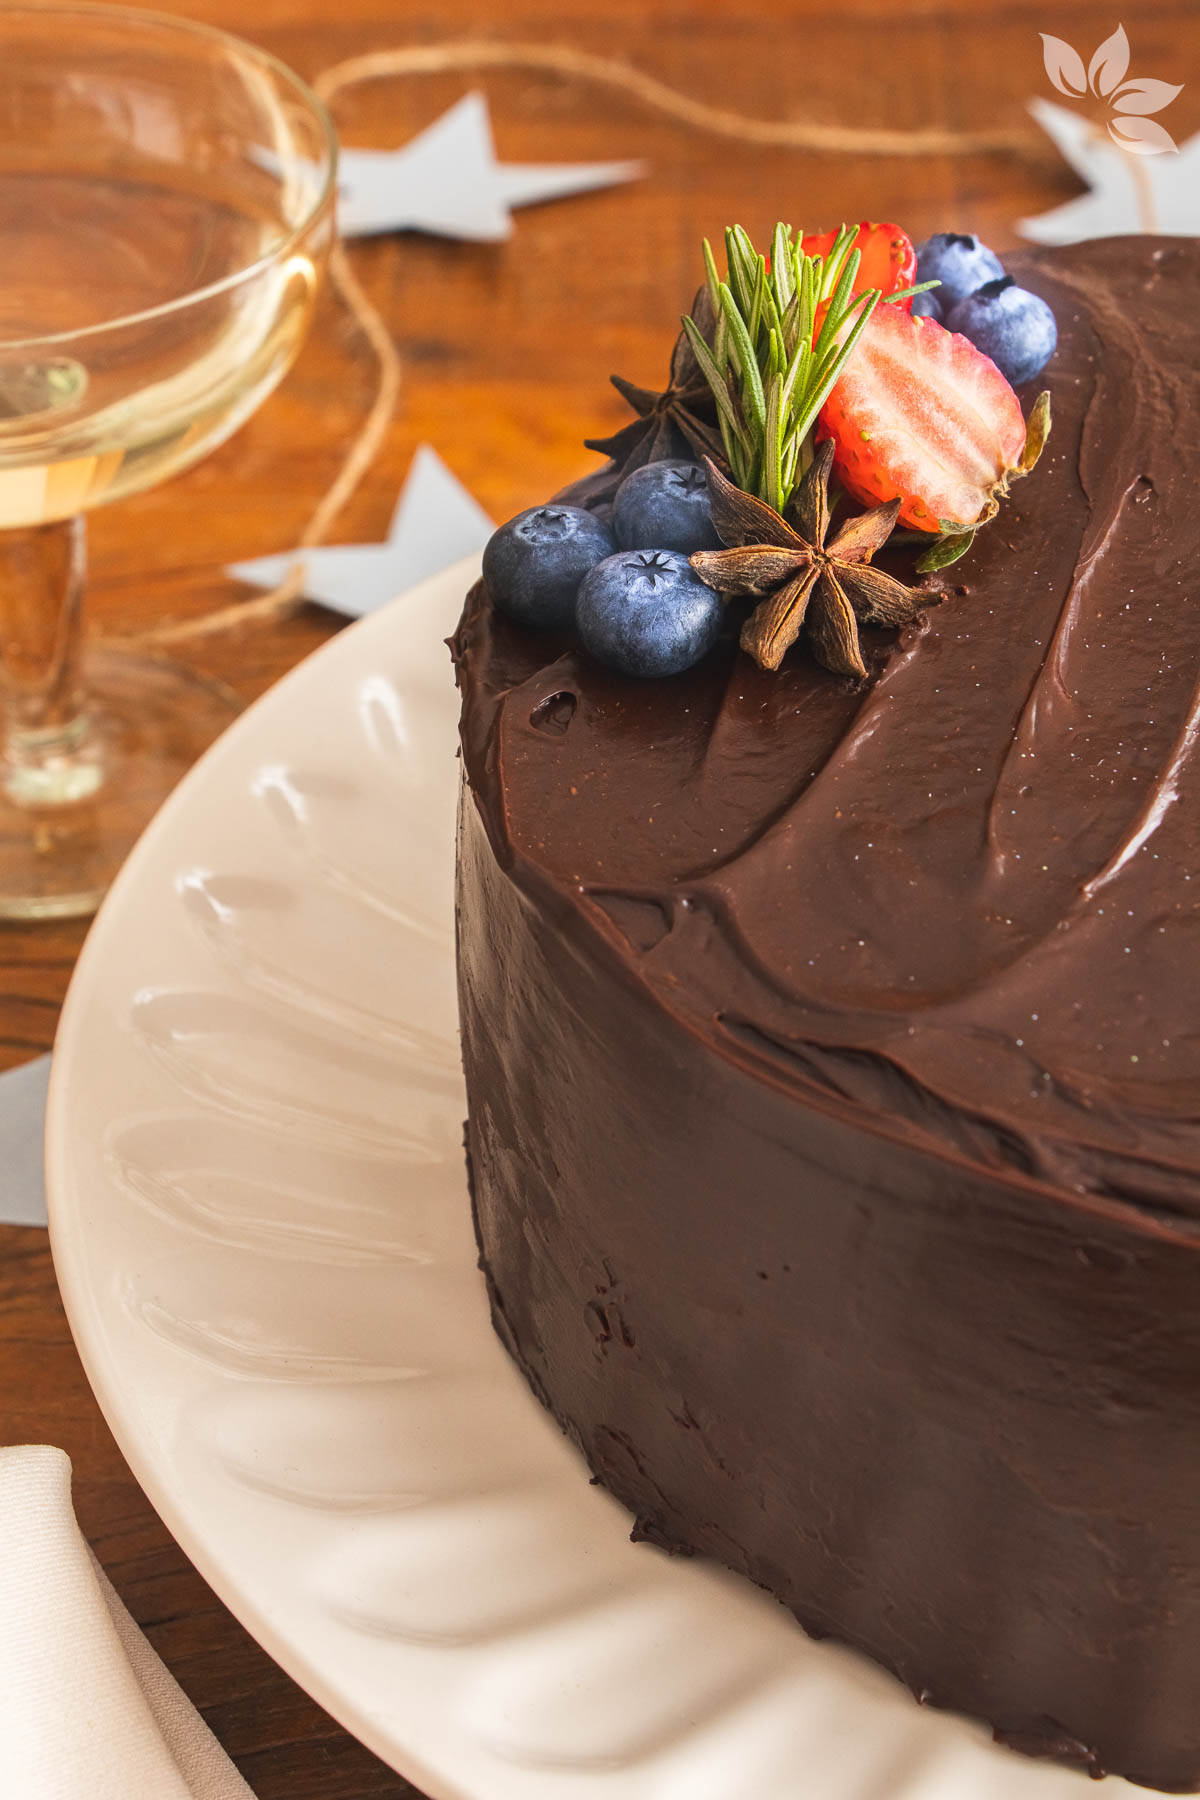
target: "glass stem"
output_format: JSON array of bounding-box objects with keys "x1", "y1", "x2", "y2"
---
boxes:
[{"x1": 0, "y1": 515, "x2": 102, "y2": 807}]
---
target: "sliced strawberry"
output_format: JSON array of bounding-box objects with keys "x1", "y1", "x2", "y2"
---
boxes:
[
  {"x1": 801, "y1": 222, "x2": 917, "y2": 308},
  {"x1": 819, "y1": 304, "x2": 1027, "y2": 531}
]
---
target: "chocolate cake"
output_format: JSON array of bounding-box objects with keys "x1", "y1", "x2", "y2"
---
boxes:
[{"x1": 453, "y1": 236, "x2": 1200, "y2": 1791}]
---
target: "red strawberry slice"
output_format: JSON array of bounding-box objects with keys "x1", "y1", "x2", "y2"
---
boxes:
[
  {"x1": 801, "y1": 221, "x2": 917, "y2": 308},
  {"x1": 819, "y1": 304, "x2": 1027, "y2": 531}
]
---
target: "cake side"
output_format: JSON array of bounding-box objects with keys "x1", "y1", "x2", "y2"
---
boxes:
[
  {"x1": 453, "y1": 234, "x2": 1200, "y2": 1790},
  {"x1": 458, "y1": 780, "x2": 1200, "y2": 1789}
]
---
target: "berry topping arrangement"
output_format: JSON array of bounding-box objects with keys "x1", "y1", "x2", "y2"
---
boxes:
[{"x1": 482, "y1": 220, "x2": 1055, "y2": 681}]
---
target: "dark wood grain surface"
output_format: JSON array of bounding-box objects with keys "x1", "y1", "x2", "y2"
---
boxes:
[{"x1": 2, "y1": 2, "x2": 1196, "y2": 1791}]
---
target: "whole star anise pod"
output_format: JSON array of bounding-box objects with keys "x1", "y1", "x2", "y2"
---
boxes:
[
  {"x1": 584, "y1": 287, "x2": 725, "y2": 498},
  {"x1": 690, "y1": 443, "x2": 924, "y2": 679}
]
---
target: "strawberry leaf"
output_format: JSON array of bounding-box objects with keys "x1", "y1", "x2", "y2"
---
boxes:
[
  {"x1": 1040, "y1": 33, "x2": 1087, "y2": 97},
  {"x1": 916, "y1": 529, "x2": 975, "y2": 574},
  {"x1": 1088, "y1": 24, "x2": 1130, "y2": 97},
  {"x1": 1018, "y1": 391, "x2": 1052, "y2": 475}
]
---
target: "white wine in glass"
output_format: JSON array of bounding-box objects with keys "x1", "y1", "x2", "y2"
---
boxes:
[{"x1": 0, "y1": 2, "x2": 337, "y2": 917}]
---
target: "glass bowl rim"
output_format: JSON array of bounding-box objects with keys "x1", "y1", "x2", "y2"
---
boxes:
[{"x1": 0, "y1": 0, "x2": 338, "y2": 355}]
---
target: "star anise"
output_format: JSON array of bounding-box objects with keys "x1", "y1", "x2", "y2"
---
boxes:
[
  {"x1": 584, "y1": 287, "x2": 725, "y2": 498},
  {"x1": 690, "y1": 443, "x2": 924, "y2": 679}
]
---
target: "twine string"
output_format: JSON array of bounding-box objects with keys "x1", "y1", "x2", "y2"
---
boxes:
[
  {"x1": 314, "y1": 40, "x2": 1029, "y2": 158},
  {"x1": 135, "y1": 39, "x2": 1034, "y2": 647}
]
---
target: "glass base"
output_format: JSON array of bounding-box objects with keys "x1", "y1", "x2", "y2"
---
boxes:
[{"x1": 0, "y1": 646, "x2": 241, "y2": 921}]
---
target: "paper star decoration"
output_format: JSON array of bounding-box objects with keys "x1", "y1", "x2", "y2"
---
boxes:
[
  {"x1": 0, "y1": 1054, "x2": 50, "y2": 1227},
  {"x1": 228, "y1": 445, "x2": 493, "y2": 619},
  {"x1": 336, "y1": 91, "x2": 645, "y2": 241},
  {"x1": 1020, "y1": 98, "x2": 1200, "y2": 242}
]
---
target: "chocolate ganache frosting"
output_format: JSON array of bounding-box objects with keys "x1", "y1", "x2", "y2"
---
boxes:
[{"x1": 453, "y1": 238, "x2": 1200, "y2": 1790}]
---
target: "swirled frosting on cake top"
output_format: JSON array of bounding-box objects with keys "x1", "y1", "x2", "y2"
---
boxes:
[{"x1": 456, "y1": 238, "x2": 1200, "y2": 1219}]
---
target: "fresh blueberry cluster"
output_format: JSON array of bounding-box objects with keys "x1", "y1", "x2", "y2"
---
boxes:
[
  {"x1": 483, "y1": 461, "x2": 723, "y2": 677},
  {"x1": 913, "y1": 233, "x2": 1057, "y2": 387}
]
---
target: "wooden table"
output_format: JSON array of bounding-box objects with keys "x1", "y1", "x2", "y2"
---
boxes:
[{"x1": 1, "y1": 1, "x2": 1195, "y2": 1791}]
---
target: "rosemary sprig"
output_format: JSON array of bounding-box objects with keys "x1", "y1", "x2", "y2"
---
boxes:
[{"x1": 682, "y1": 223, "x2": 935, "y2": 513}]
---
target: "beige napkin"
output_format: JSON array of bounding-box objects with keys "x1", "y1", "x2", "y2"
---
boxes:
[{"x1": 0, "y1": 1446, "x2": 254, "y2": 1800}]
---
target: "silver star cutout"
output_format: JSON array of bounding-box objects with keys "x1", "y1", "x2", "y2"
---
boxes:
[
  {"x1": 228, "y1": 445, "x2": 493, "y2": 618},
  {"x1": 1020, "y1": 98, "x2": 1200, "y2": 242},
  {"x1": 336, "y1": 91, "x2": 644, "y2": 241},
  {"x1": 0, "y1": 1054, "x2": 51, "y2": 1226}
]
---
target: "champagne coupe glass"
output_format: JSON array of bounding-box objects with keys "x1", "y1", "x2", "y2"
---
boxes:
[{"x1": 0, "y1": 2, "x2": 337, "y2": 918}]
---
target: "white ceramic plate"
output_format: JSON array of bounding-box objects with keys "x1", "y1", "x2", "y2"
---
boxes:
[{"x1": 48, "y1": 558, "x2": 1129, "y2": 1800}]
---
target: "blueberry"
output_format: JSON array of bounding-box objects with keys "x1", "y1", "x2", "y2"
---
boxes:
[
  {"x1": 945, "y1": 277, "x2": 1058, "y2": 386},
  {"x1": 613, "y1": 459, "x2": 721, "y2": 554},
  {"x1": 577, "y1": 550, "x2": 723, "y2": 678},
  {"x1": 910, "y1": 288, "x2": 943, "y2": 322},
  {"x1": 914, "y1": 232, "x2": 1005, "y2": 306},
  {"x1": 483, "y1": 505, "x2": 615, "y2": 631}
]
